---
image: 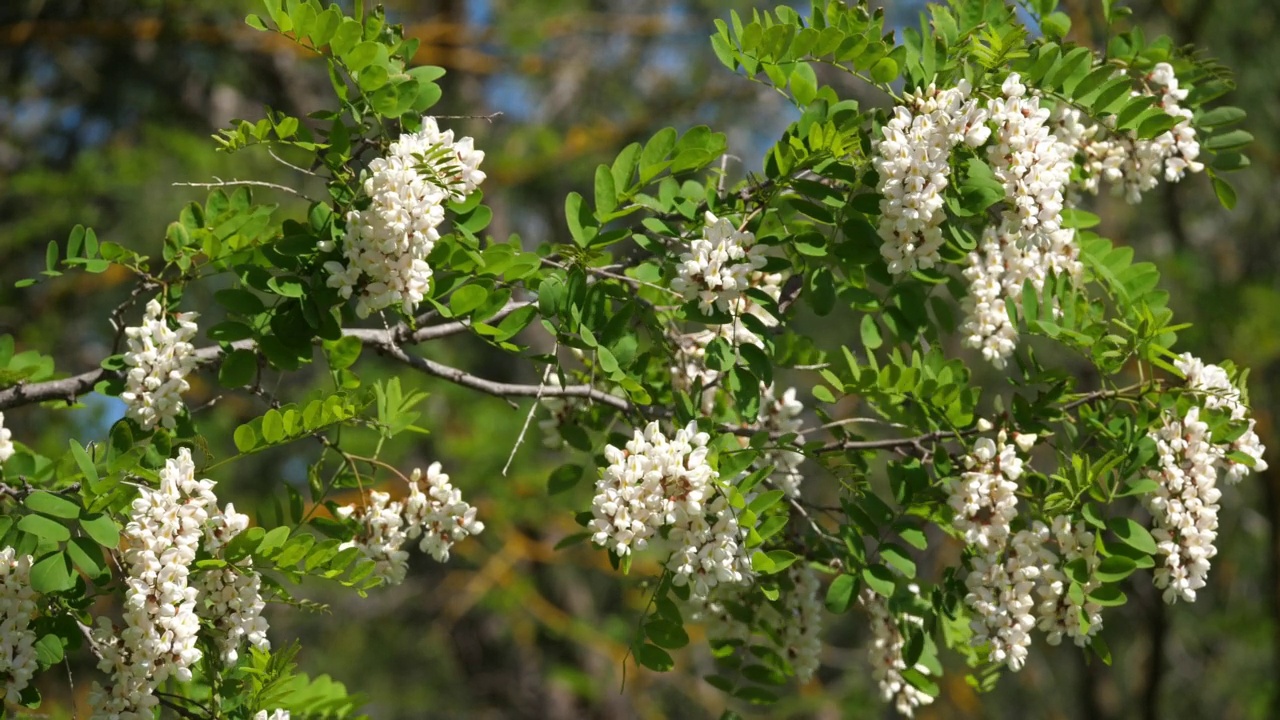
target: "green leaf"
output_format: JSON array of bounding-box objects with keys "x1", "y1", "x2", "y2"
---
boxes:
[
  {"x1": 548, "y1": 464, "x2": 583, "y2": 495},
  {"x1": 67, "y1": 536, "x2": 106, "y2": 578},
  {"x1": 1095, "y1": 554, "x2": 1138, "y2": 582},
  {"x1": 219, "y1": 349, "x2": 258, "y2": 389},
  {"x1": 69, "y1": 440, "x2": 99, "y2": 488},
  {"x1": 25, "y1": 491, "x2": 80, "y2": 519},
  {"x1": 880, "y1": 543, "x2": 917, "y2": 578},
  {"x1": 30, "y1": 552, "x2": 75, "y2": 593},
  {"x1": 34, "y1": 633, "x2": 65, "y2": 666},
  {"x1": 1211, "y1": 173, "x2": 1237, "y2": 210},
  {"x1": 18, "y1": 513, "x2": 71, "y2": 542},
  {"x1": 234, "y1": 424, "x2": 258, "y2": 453},
  {"x1": 825, "y1": 573, "x2": 857, "y2": 613},
  {"x1": 79, "y1": 513, "x2": 121, "y2": 548},
  {"x1": 870, "y1": 56, "x2": 898, "y2": 83},
  {"x1": 860, "y1": 315, "x2": 882, "y2": 350},
  {"x1": 790, "y1": 61, "x2": 818, "y2": 105},
  {"x1": 862, "y1": 565, "x2": 895, "y2": 597},
  {"x1": 262, "y1": 409, "x2": 285, "y2": 443},
  {"x1": 645, "y1": 619, "x2": 690, "y2": 650},
  {"x1": 1041, "y1": 11, "x2": 1071, "y2": 39},
  {"x1": 1108, "y1": 518, "x2": 1158, "y2": 555},
  {"x1": 325, "y1": 336, "x2": 362, "y2": 370},
  {"x1": 1196, "y1": 105, "x2": 1246, "y2": 129},
  {"x1": 748, "y1": 490, "x2": 785, "y2": 515},
  {"x1": 1204, "y1": 129, "x2": 1253, "y2": 151},
  {"x1": 564, "y1": 192, "x2": 596, "y2": 247},
  {"x1": 449, "y1": 284, "x2": 489, "y2": 316},
  {"x1": 634, "y1": 643, "x2": 675, "y2": 672},
  {"x1": 593, "y1": 164, "x2": 618, "y2": 216}
]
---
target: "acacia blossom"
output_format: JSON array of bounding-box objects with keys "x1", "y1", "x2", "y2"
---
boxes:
[
  {"x1": 780, "y1": 565, "x2": 823, "y2": 682},
  {"x1": 0, "y1": 547, "x2": 38, "y2": 699},
  {"x1": 861, "y1": 589, "x2": 935, "y2": 717},
  {"x1": 1140, "y1": 354, "x2": 1267, "y2": 604},
  {"x1": 671, "y1": 211, "x2": 770, "y2": 316},
  {"x1": 91, "y1": 449, "x2": 215, "y2": 719},
  {"x1": 986, "y1": 74, "x2": 1075, "y2": 247},
  {"x1": 336, "y1": 462, "x2": 483, "y2": 585},
  {"x1": 0, "y1": 412, "x2": 13, "y2": 465},
  {"x1": 324, "y1": 117, "x2": 485, "y2": 318},
  {"x1": 120, "y1": 299, "x2": 199, "y2": 431},
  {"x1": 591, "y1": 421, "x2": 751, "y2": 599},
  {"x1": 874, "y1": 80, "x2": 990, "y2": 274},
  {"x1": 195, "y1": 504, "x2": 270, "y2": 667},
  {"x1": 960, "y1": 224, "x2": 1082, "y2": 368},
  {"x1": 1035, "y1": 516, "x2": 1103, "y2": 647},
  {"x1": 1054, "y1": 63, "x2": 1203, "y2": 203},
  {"x1": 756, "y1": 384, "x2": 806, "y2": 497}
]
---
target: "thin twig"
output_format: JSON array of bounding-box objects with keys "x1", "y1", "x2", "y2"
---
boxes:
[
  {"x1": 172, "y1": 177, "x2": 310, "y2": 199},
  {"x1": 268, "y1": 148, "x2": 318, "y2": 176},
  {"x1": 503, "y1": 362, "x2": 554, "y2": 477}
]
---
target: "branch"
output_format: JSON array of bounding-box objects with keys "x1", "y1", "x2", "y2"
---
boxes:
[{"x1": 172, "y1": 177, "x2": 310, "y2": 199}]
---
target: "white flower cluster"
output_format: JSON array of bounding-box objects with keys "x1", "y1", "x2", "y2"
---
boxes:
[
  {"x1": 1143, "y1": 354, "x2": 1267, "y2": 603},
  {"x1": 253, "y1": 711, "x2": 290, "y2": 720},
  {"x1": 756, "y1": 384, "x2": 806, "y2": 497},
  {"x1": 960, "y1": 224, "x2": 1082, "y2": 368},
  {"x1": 325, "y1": 118, "x2": 485, "y2": 318},
  {"x1": 0, "y1": 547, "x2": 38, "y2": 699},
  {"x1": 195, "y1": 504, "x2": 270, "y2": 667},
  {"x1": 948, "y1": 430, "x2": 1052, "y2": 671},
  {"x1": 1053, "y1": 63, "x2": 1203, "y2": 203},
  {"x1": 0, "y1": 412, "x2": 14, "y2": 466},
  {"x1": 986, "y1": 74, "x2": 1075, "y2": 247},
  {"x1": 672, "y1": 212, "x2": 770, "y2": 315},
  {"x1": 591, "y1": 421, "x2": 752, "y2": 599},
  {"x1": 121, "y1": 298, "x2": 199, "y2": 431},
  {"x1": 860, "y1": 589, "x2": 935, "y2": 717},
  {"x1": 336, "y1": 462, "x2": 484, "y2": 585},
  {"x1": 874, "y1": 81, "x2": 991, "y2": 275},
  {"x1": 780, "y1": 565, "x2": 823, "y2": 682},
  {"x1": 91, "y1": 449, "x2": 216, "y2": 719},
  {"x1": 683, "y1": 566, "x2": 823, "y2": 682},
  {"x1": 1035, "y1": 516, "x2": 1103, "y2": 647}
]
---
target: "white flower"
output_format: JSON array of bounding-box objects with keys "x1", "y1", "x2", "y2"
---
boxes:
[
  {"x1": 756, "y1": 385, "x2": 806, "y2": 497},
  {"x1": 253, "y1": 711, "x2": 290, "y2": 720},
  {"x1": 964, "y1": 524, "x2": 1055, "y2": 671},
  {"x1": 195, "y1": 503, "x2": 270, "y2": 667},
  {"x1": 0, "y1": 547, "x2": 38, "y2": 698},
  {"x1": 947, "y1": 434, "x2": 1027, "y2": 550},
  {"x1": 592, "y1": 421, "x2": 751, "y2": 599},
  {"x1": 91, "y1": 449, "x2": 214, "y2": 719},
  {"x1": 861, "y1": 589, "x2": 935, "y2": 716},
  {"x1": 0, "y1": 412, "x2": 13, "y2": 465},
  {"x1": 1035, "y1": 516, "x2": 1103, "y2": 646},
  {"x1": 120, "y1": 298, "x2": 199, "y2": 430},
  {"x1": 874, "y1": 81, "x2": 990, "y2": 275},
  {"x1": 986, "y1": 73, "x2": 1075, "y2": 246},
  {"x1": 326, "y1": 117, "x2": 485, "y2": 318},
  {"x1": 1053, "y1": 63, "x2": 1203, "y2": 203},
  {"x1": 337, "y1": 462, "x2": 484, "y2": 585},
  {"x1": 781, "y1": 565, "x2": 823, "y2": 682},
  {"x1": 960, "y1": 223, "x2": 1081, "y2": 367},
  {"x1": 402, "y1": 462, "x2": 485, "y2": 563},
  {"x1": 671, "y1": 212, "x2": 770, "y2": 316},
  {"x1": 1141, "y1": 354, "x2": 1267, "y2": 604}
]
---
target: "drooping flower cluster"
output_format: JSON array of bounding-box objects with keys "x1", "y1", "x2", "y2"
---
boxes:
[
  {"x1": 195, "y1": 504, "x2": 270, "y2": 666},
  {"x1": 947, "y1": 432, "x2": 1031, "y2": 551},
  {"x1": 683, "y1": 565, "x2": 823, "y2": 681},
  {"x1": 0, "y1": 412, "x2": 13, "y2": 466},
  {"x1": 325, "y1": 118, "x2": 485, "y2": 318},
  {"x1": 986, "y1": 74, "x2": 1075, "y2": 247},
  {"x1": 0, "y1": 547, "x2": 38, "y2": 699},
  {"x1": 959, "y1": 224, "x2": 1082, "y2": 368},
  {"x1": 756, "y1": 384, "x2": 806, "y2": 497},
  {"x1": 121, "y1": 298, "x2": 199, "y2": 431},
  {"x1": 1054, "y1": 63, "x2": 1203, "y2": 203},
  {"x1": 861, "y1": 589, "x2": 935, "y2": 717},
  {"x1": 336, "y1": 462, "x2": 484, "y2": 585},
  {"x1": 1035, "y1": 517, "x2": 1103, "y2": 647},
  {"x1": 591, "y1": 421, "x2": 752, "y2": 598},
  {"x1": 1142, "y1": 354, "x2": 1267, "y2": 604},
  {"x1": 671, "y1": 211, "x2": 770, "y2": 315},
  {"x1": 874, "y1": 81, "x2": 991, "y2": 274},
  {"x1": 780, "y1": 565, "x2": 824, "y2": 682},
  {"x1": 91, "y1": 449, "x2": 216, "y2": 719}
]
